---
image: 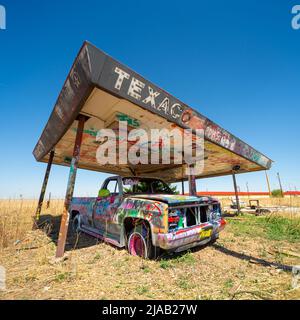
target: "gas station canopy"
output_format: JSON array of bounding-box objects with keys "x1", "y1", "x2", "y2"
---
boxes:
[{"x1": 33, "y1": 42, "x2": 272, "y2": 182}]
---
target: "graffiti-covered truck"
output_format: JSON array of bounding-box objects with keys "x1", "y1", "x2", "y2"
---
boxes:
[{"x1": 70, "y1": 176, "x2": 226, "y2": 258}]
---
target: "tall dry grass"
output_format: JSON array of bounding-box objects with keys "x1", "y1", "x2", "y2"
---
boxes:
[{"x1": 0, "y1": 199, "x2": 64, "y2": 250}]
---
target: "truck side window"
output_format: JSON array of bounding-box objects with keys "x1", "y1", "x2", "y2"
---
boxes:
[{"x1": 106, "y1": 180, "x2": 119, "y2": 195}]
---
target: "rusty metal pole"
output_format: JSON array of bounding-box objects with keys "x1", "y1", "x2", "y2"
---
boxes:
[
  {"x1": 246, "y1": 182, "x2": 250, "y2": 201},
  {"x1": 56, "y1": 115, "x2": 86, "y2": 258},
  {"x1": 46, "y1": 192, "x2": 51, "y2": 209},
  {"x1": 34, "y1": 150, "x2": 55, "y2": 226},
  {"x1": 277, "y1": 172, "x2": 284, "y2": 198},
  {"x1": 232, "y1": 171, "x2": 241, "y2": 215},
  {"x1": 188, "y1": 165, "x2": 197, "y2": 196},
  {"x1": 265, "y1": 170, "x2": 272, "y2": 198},
  {"x1": 181, "y1": 166, "x2": 185, "y2": 195}
]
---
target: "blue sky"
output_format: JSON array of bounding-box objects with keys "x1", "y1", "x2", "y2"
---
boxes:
[{"x1": 0, "y1": 0, "x2": 299, "y2": 198}]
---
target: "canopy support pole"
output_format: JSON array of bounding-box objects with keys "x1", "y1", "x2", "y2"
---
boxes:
[
  {"x1": 56, "y1": 115, "x2": 86, "y2": 258},
  {"x1": 188, "y1": 165, "x2": 197, "y2": 196},
  {"x1": 232, "y1": 171, "x2": 241, "y2": 215},
  {"x1": 33, "y1": 150, "x2": 55, "y2": 227},
  {"x1": 265, "y1": 170, "x2": 272, "y2": 198}
]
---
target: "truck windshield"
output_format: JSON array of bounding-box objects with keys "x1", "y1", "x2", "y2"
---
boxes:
[{"x1": 122, "y1": 178, "x2": 174, "y2": 195}]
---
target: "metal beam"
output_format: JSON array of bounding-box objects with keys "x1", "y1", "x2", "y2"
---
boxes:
[
  {"x1": 56, "y1": 115, "x2": 86, "y2": 258},
  {"x1": 34, "y1": 150, "x2": 55, "y2": 227}
]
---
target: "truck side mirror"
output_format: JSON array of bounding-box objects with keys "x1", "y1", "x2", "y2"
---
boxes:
[{"x1": 98, "y1": 189, "x2": 111, "y2": 198}]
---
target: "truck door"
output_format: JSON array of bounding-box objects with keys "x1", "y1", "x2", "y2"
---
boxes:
[{"x1": 93, "y1": 178, "x2": 122, "y2": 242}]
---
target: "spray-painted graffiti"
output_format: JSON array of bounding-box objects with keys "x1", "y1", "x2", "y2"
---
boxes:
[
  {"x1": 182, "y1": 112, "x2": 271, "y2": 168},
  {"x1": 69, "y1": 176, "x2": 226, "y2": 258}
]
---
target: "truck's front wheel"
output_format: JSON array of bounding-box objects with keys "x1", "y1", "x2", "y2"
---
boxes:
[
  {"x1": 128, "y1": 230, "x2": 148, "y2": 258},
  {"x1": 127, "y1": 224, "x2": 159, "y2": 259}
]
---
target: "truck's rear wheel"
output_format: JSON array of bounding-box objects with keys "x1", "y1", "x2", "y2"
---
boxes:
[{"x1": 72, "y1": 214, "x2": 81, "y2": 234}]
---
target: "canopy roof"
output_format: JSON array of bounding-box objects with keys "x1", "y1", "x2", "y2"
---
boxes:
[{"x1": 33, "y1": 42, "x2": 272, "y2": 183}]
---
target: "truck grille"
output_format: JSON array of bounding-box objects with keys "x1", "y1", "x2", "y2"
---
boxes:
[{"x1": 168, "y1": 204, "x2": 209, "y2": 231}]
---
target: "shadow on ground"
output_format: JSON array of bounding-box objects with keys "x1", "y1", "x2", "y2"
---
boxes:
[
  {"x1": 37, "y1": 214, "x2": 101, "y2": 252},
  {"x1": 160, "y1": 243, "x2": 293, "y2": 271},
  {"x1": 212, "y1": 243, "x2": 293, "y2": 272},
  {"x1": 37, "y1": 214, "x2": 293, "y2": 271}
]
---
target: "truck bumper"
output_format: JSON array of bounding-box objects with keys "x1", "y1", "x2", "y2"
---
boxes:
[{"x1": 153, "y1": 218, "x2": 226, "y2": 252}]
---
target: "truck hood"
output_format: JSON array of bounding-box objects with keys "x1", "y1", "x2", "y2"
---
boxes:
[{"x1": 130, "y1": 194, "x2": 206, "y2": 205}]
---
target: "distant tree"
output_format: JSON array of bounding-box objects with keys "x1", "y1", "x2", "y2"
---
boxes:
[
  {"x1": 168, "y1": 184, "x2": 179, "y2": 195},
  {"x1": 271, "y1": 189, "x2": 283, "y2": 198},
  {"x1": 123, "y1": 181, "x2": 179, "y2": 194}
]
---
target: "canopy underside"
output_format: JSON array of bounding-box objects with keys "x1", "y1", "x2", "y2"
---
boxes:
[{"x1": 40, "y1": 88, "x2": 267, "y2": 182}]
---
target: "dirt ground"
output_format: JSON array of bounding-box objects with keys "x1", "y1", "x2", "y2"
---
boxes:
[{"x1": 0, "y1": 204, "x2": 299, "y2": 300}]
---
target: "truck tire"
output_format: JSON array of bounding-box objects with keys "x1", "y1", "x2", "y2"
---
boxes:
[{"x1": 127, "y1": 224, "x2": 160, "y2": 259}]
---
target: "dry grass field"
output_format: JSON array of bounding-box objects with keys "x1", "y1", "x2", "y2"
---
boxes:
[{"x1": 0, "y1": 199, "x2": 300, "y2": 300}]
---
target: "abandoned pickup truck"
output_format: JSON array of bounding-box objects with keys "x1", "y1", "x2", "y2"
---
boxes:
[{"x1": 70, "y1": 176, "x2": 226, "y2": 258}]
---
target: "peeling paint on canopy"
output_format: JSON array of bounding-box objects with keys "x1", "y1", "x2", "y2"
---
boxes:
[{"x1": 33, "y1": 41, "x2": 272, "y2": 182}]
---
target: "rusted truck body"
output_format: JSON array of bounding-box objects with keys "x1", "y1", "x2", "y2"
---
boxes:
[{"x1": 70, "y1": 176, "x2": 226, "y2": 258}]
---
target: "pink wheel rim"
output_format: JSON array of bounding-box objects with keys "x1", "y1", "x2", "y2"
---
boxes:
[{"x1": 129, "y1": 233, "x2": 145, "y2": 257}]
